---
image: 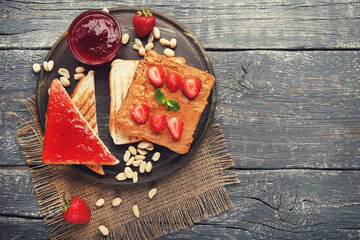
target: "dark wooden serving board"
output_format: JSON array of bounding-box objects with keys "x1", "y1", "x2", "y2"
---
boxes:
[{"x1": 35, "y1": 7, "x2": 216, "y2": 184}]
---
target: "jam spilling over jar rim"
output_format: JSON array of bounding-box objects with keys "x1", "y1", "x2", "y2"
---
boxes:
[{"x1": 67, "y1": 10, "x2": 122, "y2": 65}]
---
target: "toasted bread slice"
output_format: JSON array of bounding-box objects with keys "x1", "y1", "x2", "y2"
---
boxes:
[
  {"x1": 42, "y1": 79, "x2": 119, "y2": 166},
  {"x1": 117, "y1": 51, "x2": 215, "y2": 154},
  {"x1": 71, "y1": 71, "x2": 104, "y2": 175},
  {"x1": 109, "y1": 59, "x2": 143, "y2": 145}
]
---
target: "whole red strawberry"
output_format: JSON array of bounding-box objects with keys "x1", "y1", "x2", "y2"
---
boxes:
[
  {"x1": 62, "y1": 194, "x2": 91, "y2": 224},
  {"x1": 133, "y1": 6, "x2": 156, "y2": 37}
]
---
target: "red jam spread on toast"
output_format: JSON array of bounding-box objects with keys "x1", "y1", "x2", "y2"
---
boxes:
[{"x1": 42, "y1": 79, "x2": 118, "y2": 165}]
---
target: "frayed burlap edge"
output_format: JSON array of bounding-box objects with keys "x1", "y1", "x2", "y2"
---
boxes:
[{"x1": 16, "y1": 97, "x2": 239, "y2": 240}]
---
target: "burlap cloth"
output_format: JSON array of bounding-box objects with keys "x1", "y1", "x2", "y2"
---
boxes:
[{"x1": 17, "y1": 98, "x2": 239, "y2": 240}]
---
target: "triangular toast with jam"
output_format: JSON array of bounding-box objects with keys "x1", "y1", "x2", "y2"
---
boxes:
[{"x1": 42, "y1": 79, "x2": 119, "y2": 166}]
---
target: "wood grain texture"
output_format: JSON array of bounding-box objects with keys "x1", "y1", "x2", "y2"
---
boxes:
[
  {"x1": 0, "y1": 0, "x2": 359, "y2": 49},
  {"x1": 0, "y1": 217, "x2": 48, "y2": 240},
  {"x1": 1, "y1": 50, "x2": 359, "y2": 169},
  {"x1": 1, "y1": 169, "x2": 359, "y2": 239}
]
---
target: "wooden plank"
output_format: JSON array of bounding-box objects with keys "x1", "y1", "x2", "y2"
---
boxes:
[
  {"x1": 1, "y1": 50, "x2": 359, "y2": 169},
  {"x1": 0, "y1": 0, "x2": 359, "y2": 49},
  {"x1": 208, "y1": 50, "x2": 360, "y2": 169},
  {"x1": 1, "y1": 169, "x2": 359, "y2": 239},
  {"x1": 0, "y1": 217, "x2": 48, "y2": 240}
]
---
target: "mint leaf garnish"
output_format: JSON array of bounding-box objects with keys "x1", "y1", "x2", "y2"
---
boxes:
[
  {"x1": 166, "y1": 99, "x2": 180, "y2": 112},
  {"x1": 155, "y1": 88, "x2": 167, "y2": 105}
]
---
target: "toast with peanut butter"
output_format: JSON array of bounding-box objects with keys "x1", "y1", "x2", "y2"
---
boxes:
[
  {"x1": 116, "y1": 51, "x2": 215, "y2": 154},
  {"x1": 109, "y1": 57, "x2": 186, "y2": 145}
]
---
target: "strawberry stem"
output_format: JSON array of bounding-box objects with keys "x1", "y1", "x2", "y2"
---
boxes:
[
  {"x1": 137, "y1": 5, "x2": 152, "y2": 17},
  {"x1": 62, "y1": 193, "x2": 71, "y2": 213}
]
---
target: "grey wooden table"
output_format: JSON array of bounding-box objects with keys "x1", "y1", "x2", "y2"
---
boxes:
[{"x1": 1, "y1": 0, "x2": 359, "y2": 239}]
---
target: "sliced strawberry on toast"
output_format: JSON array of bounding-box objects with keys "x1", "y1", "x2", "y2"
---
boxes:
[{"x1": 42, "y1": 79, "x2": 119, "y2": 165}]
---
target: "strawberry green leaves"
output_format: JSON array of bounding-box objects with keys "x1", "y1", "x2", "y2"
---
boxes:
[{"x1": 154, "y1": 89, "x2": 180, "y2": 112}]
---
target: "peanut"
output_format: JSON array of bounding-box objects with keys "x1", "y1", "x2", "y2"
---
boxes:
[
  {"x1": 128, "y1": 146, "x2": 137, "y2": 155},
  {"x1": 160, "y1": 38, "x2": 170, "y2": 47},
  {"x1": 125, "y1": 156, "x2": 135, "y2": 166},
  {"x1": 133, "y1": 160, "x2": 143, "y2": 167},
  {"x1": 32, "y1": 63, "x2": 41, "y2": 73},
  {"x1": 96, "y1": 198, "x2": 105, "y2": 207},
  {"x1": 132, "y1": 171, "x2": 138, "y2": 183},
  {"x1": 112, "y1": 198, "x2": 122, "y2": 206},
  {"x1": 74, "y1": 73, "x2": 85, "y2": 80},
  {"x1": 170, "y1": 38, "x2": 177, "y2": 48},
  {"x1": 137, "y1": 148, "x2": 147, "y2": 155},
  {"x1": 152, "y1": 152, "x2": 161, "y2": 162},
  {"x1": 99, "y1": 225, "x2": 109, "y2": 236},
  {"x1": 124, "y1": 167, "x2": 134, "y2": 178},
  {"x1": 133, "y1": 44, "x2": 140, "y2": 51},
  {"x1": 148, "y1": 188, "x2": 157, "y2": 199},
  {"x1": 122, "y1": 33, "x2": 130, "y2": 45},
  {"x1": 115, "y1": 172, "x2": 126, "y2": 181},
  {"x1": 139, "y1": 46, "x2": 146, "y2": 56},
  {"x1": 144, "y1": 42, "x2": 154, "y2": 52},
  {"x1": 164, "y1": 48, "x2": 175, "y2": 58},
  {"x1": 139, "y1": 161, "x2": 146, "y2": 173},
  {"x1": 145, "y1": 161, "x2": 153, "y2": 173},
  {"x1": 135, "y1": 38, "x2": 142, "y2": 47},
  {"x1": 153, "y1": 26, "x2": 160, "y2": 39},
  {"x1": 135, "y1": 155, "x2": 146, "y2": 160},
  {"x1": 133, "y1": 204, "x2": 140, "y2": 218},
  {"x1": 47, "y1": 60, "x2": 54, "y2": 71},
  {"x1": 59, "y1": 77, "x2": 70, "y2": 87},
  {"x1": 147, "y1": 33, "x2": 154, "y2": 43},
  {"x1": 75, "y1": 66, "x2": 85, "y2": 73},
  {"x1": 123, "y1": 150, "x2": 131, "y2": 162},
  {"x1": 58, "y1": 68, "x2": 70, "y2": 79},
  {"x1": 43, "y1": 61, "x2": 49, "y2": 71}
]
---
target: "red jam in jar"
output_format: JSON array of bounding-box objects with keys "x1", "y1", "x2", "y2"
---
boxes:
[{"x1": 67, "y1": 10, "x2": 122, "y2": 65}]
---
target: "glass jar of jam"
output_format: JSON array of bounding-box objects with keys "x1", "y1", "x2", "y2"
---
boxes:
[{"x1": 67, "y1": 10, "x2": 122, "y2": 65}]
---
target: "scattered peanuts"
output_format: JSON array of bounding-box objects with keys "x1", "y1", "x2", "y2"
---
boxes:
[
  {"x1": 122, "y1": 33, "x2": 130, "y2": 45},
  {"x1": 124, "y1": 167, "x2": 134, "y2": 178},
  {"x1": 96, "y1": 198, "x2": 105, "y2": 207},
  {"x1": 133, "y1": 204, "x2": 140, "y2": 218},
  {"x1": 99, "y1": 225, "x2": 109, "y2": 236},
  {"x1": 133, "y1": 171, "x2": 138, "y2": 183},
  {"x1": 59, "y1": 77, "x2": 70, "y2": 87},
  {"x1": 33, "y1": 63, "x2": 41, "y2": 73},
  {"x1": 148, "y1": 188, "x2": 157, "y2": 199},
  {"x1": 123, "y1": 150, "x2": 131, "y2": 162},
  {"x1": 128, "y1": 146, "x2": 137, "y2": 155},
  {"x1": 145, "y1": 161, "x2": 153, "y2": 173},
  {"x1": 43, "y1": 61, "x2": 49, "y2": 72},
  {"x1": 135, "y1": 155, "x2": 146, "y2": 160},
  {"x1": 74, "y1": 73, "x2": 85, "y2": 80},
  {"x1": 115, "y1": 172, "x2": 126, "y2": 181},
  {"x1": 137, "y1": 148, "x2": 147, "y2": 155},
  {"x1": 47, "y1": 60, "x2": 54, "y2": 71},
  {"x1": 164, "y1": 48, "x2": 175, "y2": 58},
  {"x1": 112, "y1": 197, "x2": 122, "y2": 206},
  {"x1": 126, "y1": 156, "x2": 135, "y2": 166},
  {"x1": 170, "y1": 38, "x2": 177, "y2": 48},
  {"x1": 139, "y1": 46, "x2": 146, "y2": 56},
  {"x1": 139, "y1": 161, "x2": 146, "y2": 173},
  {"x1": 153, "y1": 26, "x2": 160, "y2": 39},
  {"x1": 135, "y1": 38, "x2": 142, "y2": 47},
  {"x1": 148, "y1": 33, "x2": 154, "y2": 43},
  {"x1": 102, "y1": 8, "x2": 109, "y2": 13},
  {"x1": 152, "y1": 152, "x2": 161, "y2": 162},
  {"x1": 144, "y1": 42, "x2": 154, "y2": 51},
  {"x1": 133, "y1": 160, "x2": 143, "y2": 167},
  {"x1": 58, "y1": 68, "x2": 70, "y2": 79},
  {"x1": 75, "y1": 66, "x2": 85, "y2": 73},
  {"x1": 160, "y1": 38, "x2": 170, "y2": 47},
  {"x1": 133, "y1": 44, "x2": 140, "y2": 51}
]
